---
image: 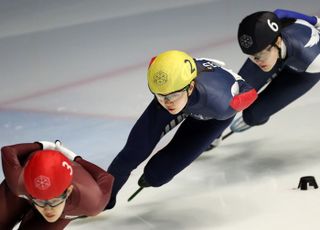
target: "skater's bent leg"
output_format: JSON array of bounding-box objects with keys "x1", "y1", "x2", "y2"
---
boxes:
[{"x1": 144, "y1": 116, "x2": 234, "y2": 186}]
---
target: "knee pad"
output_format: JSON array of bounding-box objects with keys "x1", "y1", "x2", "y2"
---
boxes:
[{"x1": 243, "y1": 110, "x2": 269, "y2": 126}]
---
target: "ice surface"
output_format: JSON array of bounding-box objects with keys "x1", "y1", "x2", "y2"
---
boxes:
[{"x1": 1, "y1": 0, "x2": 320, "y2": 229}]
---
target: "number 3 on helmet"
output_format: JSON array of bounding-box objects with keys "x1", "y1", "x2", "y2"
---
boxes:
[{"x1": 23, "y1": 150, "x2": 73, "y2": 200}]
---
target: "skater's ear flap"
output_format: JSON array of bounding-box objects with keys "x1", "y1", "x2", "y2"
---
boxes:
[
  {"x1": 66, "y1": 185, "x2": 74, "y2": 198},
  {"x1": 187, "y1": 81, "x2": 196, "y2": 96}
]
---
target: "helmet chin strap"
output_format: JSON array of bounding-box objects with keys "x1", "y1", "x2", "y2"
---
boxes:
[
  {"x1": 275, "y1": 44, "x2": 282, "y2": 60},
  {"x1": 183, "y1": 86, "x2": 192, "y2": 110},
  {"x1": 269, "y1": 43, "x2": 283, "y2": 76},
  {"x1": 269, "y1": 36, "x2": 285, "y2": 74},
  {"x1": 272, "y1": 36, "x2": 283, "y2": 60},
  {"x1": 182, "y1": 82, "x2": 196, "y2": 112}
]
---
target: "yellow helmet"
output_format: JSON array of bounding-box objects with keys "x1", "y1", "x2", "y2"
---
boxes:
[{"x1": 147, "y1": 50, "x2": 197, "y2": 95}]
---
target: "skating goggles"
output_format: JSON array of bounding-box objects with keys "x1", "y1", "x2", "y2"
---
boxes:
[
  {"x1": 32, "y1": 190, "x2": 68, "y2": 208},
  {"x1": 249, "y1": 45, "x2": 273, "y2": 62},
  {"x1": 155, "y1": 85, "x2": 189, "y2": 102}
]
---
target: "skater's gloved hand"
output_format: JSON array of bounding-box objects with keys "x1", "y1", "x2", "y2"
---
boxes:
[
  {"x1": 138, "y1": 174, "x2": 151, "y2": 188},
  {"x1": 36, "y1": 141, "x2": 56, "y2": 150},
  {"x1": 104, "y1": 196, "x2": 116, "y2": 210},
  {"x1": 315, "y1": 16, "x2": 320, "y2": 29},
  {"x1": 55, "y1": 140, "x2": 78, "y2": 161}
]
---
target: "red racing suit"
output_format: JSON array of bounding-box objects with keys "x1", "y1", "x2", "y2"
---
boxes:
[{"x1": 0, "y1": 142, "x2": 114, "y2": 230}]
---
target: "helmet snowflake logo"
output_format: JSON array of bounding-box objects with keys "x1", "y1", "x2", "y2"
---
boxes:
[
  {"x1": 34, "y1": 175, "x2": 51, "y2": 190},
  {"x1": 239, "y1": 34, "x2": 253, "y2": 48},
  {"x1": 153, "y1": 71, "x2": 168, "y2": 86}
]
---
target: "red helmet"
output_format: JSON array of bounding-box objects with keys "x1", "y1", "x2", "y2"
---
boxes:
[{"x1": 23, "y1": 150, "x2": 73, "y2": 200}]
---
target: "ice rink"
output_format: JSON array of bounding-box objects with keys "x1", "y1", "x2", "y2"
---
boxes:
[{"x1": 1, "y1": 0, "x2": 320, "y2": 229}]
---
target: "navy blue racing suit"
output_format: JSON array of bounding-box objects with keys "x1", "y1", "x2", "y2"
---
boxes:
[
  {"x1": 239, "y1": 10, "x2": 320, "y2": 126},
  {"x1": 106, "y1": 59, "x2": 256, "y2": 209}
]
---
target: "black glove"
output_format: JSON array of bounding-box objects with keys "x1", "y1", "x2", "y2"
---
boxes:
[
  {"x1": 104, "y1": 196, "x2": 116, "y2": 210},
  {"x1": 138, "y1": 174, "x2": 151, "y2": 188}
]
